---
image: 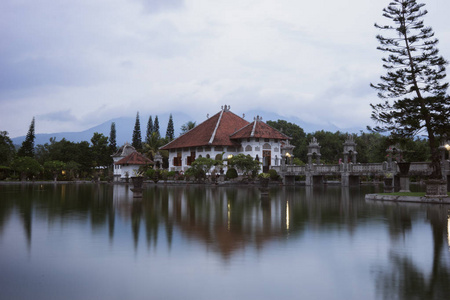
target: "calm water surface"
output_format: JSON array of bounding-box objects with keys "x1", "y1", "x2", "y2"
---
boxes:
[{"x1": 0, "y1": 183, "x2": 449, "y2": 300}]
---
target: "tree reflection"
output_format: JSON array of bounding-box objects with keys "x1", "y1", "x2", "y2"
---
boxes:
[{"x1": 375, "y1": 205, "x2": 450, "y2": 300}]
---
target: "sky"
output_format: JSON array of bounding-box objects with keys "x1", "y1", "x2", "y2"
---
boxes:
[{"x1": 1, "y1": 0, "x2": 450, "y2": 138}]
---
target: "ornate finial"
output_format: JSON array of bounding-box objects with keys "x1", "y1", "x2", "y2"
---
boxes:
[
  {"x1": 310, "y1": 137, "x2": 319, "y2": 145},
  {"x1": 207, "y1": 114, "x2": 209, "y2": 118},
  {"x1": 242, "y1": 113, "x2": 245, "y2": 118}
]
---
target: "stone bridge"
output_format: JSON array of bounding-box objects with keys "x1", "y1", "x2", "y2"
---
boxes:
[
  {"x1": 271, "y1": 161, "x2": 433, "y2": 186},
  {"x1": 270, "y1": 135, "x2": 439, "y2": 186}
]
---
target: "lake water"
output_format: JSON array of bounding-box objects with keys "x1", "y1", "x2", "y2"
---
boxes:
[{"x1": 0, "y1": 183, "x2": 449, "y2": 300}]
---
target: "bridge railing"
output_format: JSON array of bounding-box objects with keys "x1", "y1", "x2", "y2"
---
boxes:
[
  {"x1": 271, "y1": 165, "x2": 306, "y2": 174},
  {"x1": 272, "y1": 161, "x2": 434, "y2": 176},
  {"x1": 350, "y1": 163, "x2": 385, "y2": 173},
  {"x1": 313, "y1": 164, "x2": 340, "y2": 173},
  {"x1": 406, "y1": 162, "x2": 432, "y2": 175}
]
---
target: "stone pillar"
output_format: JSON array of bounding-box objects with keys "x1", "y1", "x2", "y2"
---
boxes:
[
  {"x1": 425, "y1": 179, "x2": 448, "y2": 198},
  {"x1": 399, "y1": 175, "x2": 410, "y2": 193}
]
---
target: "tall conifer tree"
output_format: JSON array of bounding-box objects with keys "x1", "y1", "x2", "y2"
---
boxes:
[
  {"x1": 154, "y1": 115, "x2": 160, "y2": 138},
  {"x1": 370, "y1": 0, "x2": 449, "y2": 178},
  {"x1": 166, "y1": 114, "x2": 174, "y2": 141},
  {"x1": 18, "y1": 117, "x2": 36, "y2": 158},
  {"x1": 132, "y1": 112, "x2": 142, "y2": 150},
  {"x1": 109, "y1": 122, "x2": 117, "y2": 153},
  {"x1": 146, "y1": 116, "x2": 153, "y2": 144}
]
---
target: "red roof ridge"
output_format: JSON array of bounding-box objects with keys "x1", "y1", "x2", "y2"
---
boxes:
[
  {"x1": 229, "y1": 116, "x2": 291, "y2": 140},
  {"x1": 160, "y1": 106, "x2": 249, "y2": 150},
  {"x1": 208, "y1": 108, "x2": 225, "y2": 144}
]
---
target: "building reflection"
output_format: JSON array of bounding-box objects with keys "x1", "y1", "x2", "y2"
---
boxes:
[{"x1": 2, "y1": 183, "x2": 450, "y2": 266}]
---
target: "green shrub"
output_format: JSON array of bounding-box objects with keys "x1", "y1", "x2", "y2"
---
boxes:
[
  {"x1": 146, "y1": 169, "x2": 155, "y2": 178},
  {"x1": 226, "y1": 168, "x2": 238, "y2": 179},
  {"x1": 258, "y1": 172, "x2": 270, "y2": 179},
  {"x1": 293, "y1": 158, "x2": 305, "y2": 166},
  {"x1": 268, "y1": 169, "x2": 279, "y2": 181},
  {"x1": 167, "y1": 171, "x2": 176, "y2": 179}
]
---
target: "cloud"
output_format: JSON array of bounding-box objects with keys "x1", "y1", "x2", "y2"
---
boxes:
[
  {"x1": 137, "y1": 0, "x2": 185, "y2": 14},
  {"x1": 1, "y1": 0, "x2": 449, "y2": 138},
  {"x1": 38, "y1": 109, "x2": 78, "y2": 123}
]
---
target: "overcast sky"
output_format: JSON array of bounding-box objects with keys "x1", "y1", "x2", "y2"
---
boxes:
[{"x1": 1, "y1": 0, "x2": 450, "y2": 137}]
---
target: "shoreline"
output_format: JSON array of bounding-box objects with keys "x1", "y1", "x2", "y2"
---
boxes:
[{"x1": 365, "y1": 193, "x2": 450, "y2": 204}]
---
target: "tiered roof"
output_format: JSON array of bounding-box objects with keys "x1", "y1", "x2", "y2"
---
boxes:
[
  {"x1": 230, "y1": 116, "x2": 291, "y2": 140},
  {"x1": 160, "y1": 107, "x2": 291, "y2": 151},
  {"x1": 160, "y1": 106, "x2": 249, "y2": 150}
]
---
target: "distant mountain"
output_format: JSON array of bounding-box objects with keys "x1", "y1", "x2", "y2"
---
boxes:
[
  {"x1": 244, "y1": 109, "x2": 362, "y2": 134},
  {"x1": 12, "y1": 112, "x2": 192, "y2": 146},
  {"x1": 11, "y1": 110, "x2": 362, "y2": 146}
]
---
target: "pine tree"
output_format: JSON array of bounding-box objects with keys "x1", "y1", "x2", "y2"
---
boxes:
[
  {"x1": 370, "y1": 0, "x2": 449, "y2": 178},
  {"x1": 109, "y1": 122, "x2": 117, "y2": 153},
  {"x1": 132, "y1": 112, "x2": 142, "y2": 150},
  {"x1": 146, "y1": 116, "x2": 153, "y2": 144},
  {"x1": 0, "y1": 131, "x2": 15, "y2": 165},
  {"x1": 154, "y1": 115, "x2": 160, "y2": 138},
  {"x1": 18, "y1": 117, "x2": 36, "y2": 158},
  {"x1": 166, "y1": 114, "x2": 174, "y2": 141}
]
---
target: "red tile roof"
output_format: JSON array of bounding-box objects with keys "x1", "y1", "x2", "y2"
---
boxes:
[
  {"x1": 160, "y1": 109, "x2": 249, "y2": 150},
  {"x1": 230, "y1": 118, "x2": 292, "y2": 140},
  {"x1": 115, "y1": 151, "x2": 153, "y2": 165}
]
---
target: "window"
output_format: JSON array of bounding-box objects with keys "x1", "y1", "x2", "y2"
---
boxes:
[
  {"x1": 245, "y1": 145, "x2": 252, "y2": 152},
  {"x1": 173, "y1": 152, "x2": 182, "y2": 166},
  {"x1": 187, "y1": 151, "x2": 196, "y2": 166}
]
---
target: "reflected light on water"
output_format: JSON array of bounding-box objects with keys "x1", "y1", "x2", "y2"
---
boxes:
[
  {"x1": 227, "y1": 200, "x2": 231, "y2": 231},
  {"x1": 286, "y1": 200, "x2": 290, "y2": 231}
]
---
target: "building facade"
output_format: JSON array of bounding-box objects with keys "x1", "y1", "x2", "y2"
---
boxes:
[
  {"x1": 160, "y1": 105, "x2": 293, "y2": 173},
  {"x1": 112, "y1": 143, "x2": 153, "y2": 181}
]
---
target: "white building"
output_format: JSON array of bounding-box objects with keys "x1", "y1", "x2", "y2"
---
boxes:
[
  {"x1": 160, "y1": 105, "x2": 293, "y2": 173},
  {"x1": 112, "y1": 143, "x2": 153, "y2": 181}
]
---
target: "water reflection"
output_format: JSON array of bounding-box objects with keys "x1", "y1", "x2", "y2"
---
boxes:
[
  {"x1": 374, "y1": 203, "x2": 450, "y2": 300},
  {"x1": 1, "y1": 183, "x2": 450, "y2": 299},
  {"x1": 448, "y1": 210, "x2": 450, "y2": 249}
]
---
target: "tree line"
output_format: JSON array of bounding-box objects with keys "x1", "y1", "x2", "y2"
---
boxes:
[
  {"x1": 0, "y1": 112, "x2": 178, "y2": 181},
  {"x1": 0, "y1": 113, "x2": 432, "y2": 181}
]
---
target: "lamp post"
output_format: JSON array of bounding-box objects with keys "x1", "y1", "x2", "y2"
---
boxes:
[{"x1": 285, "y1": 152, "x2": 291, "y2": 165}]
